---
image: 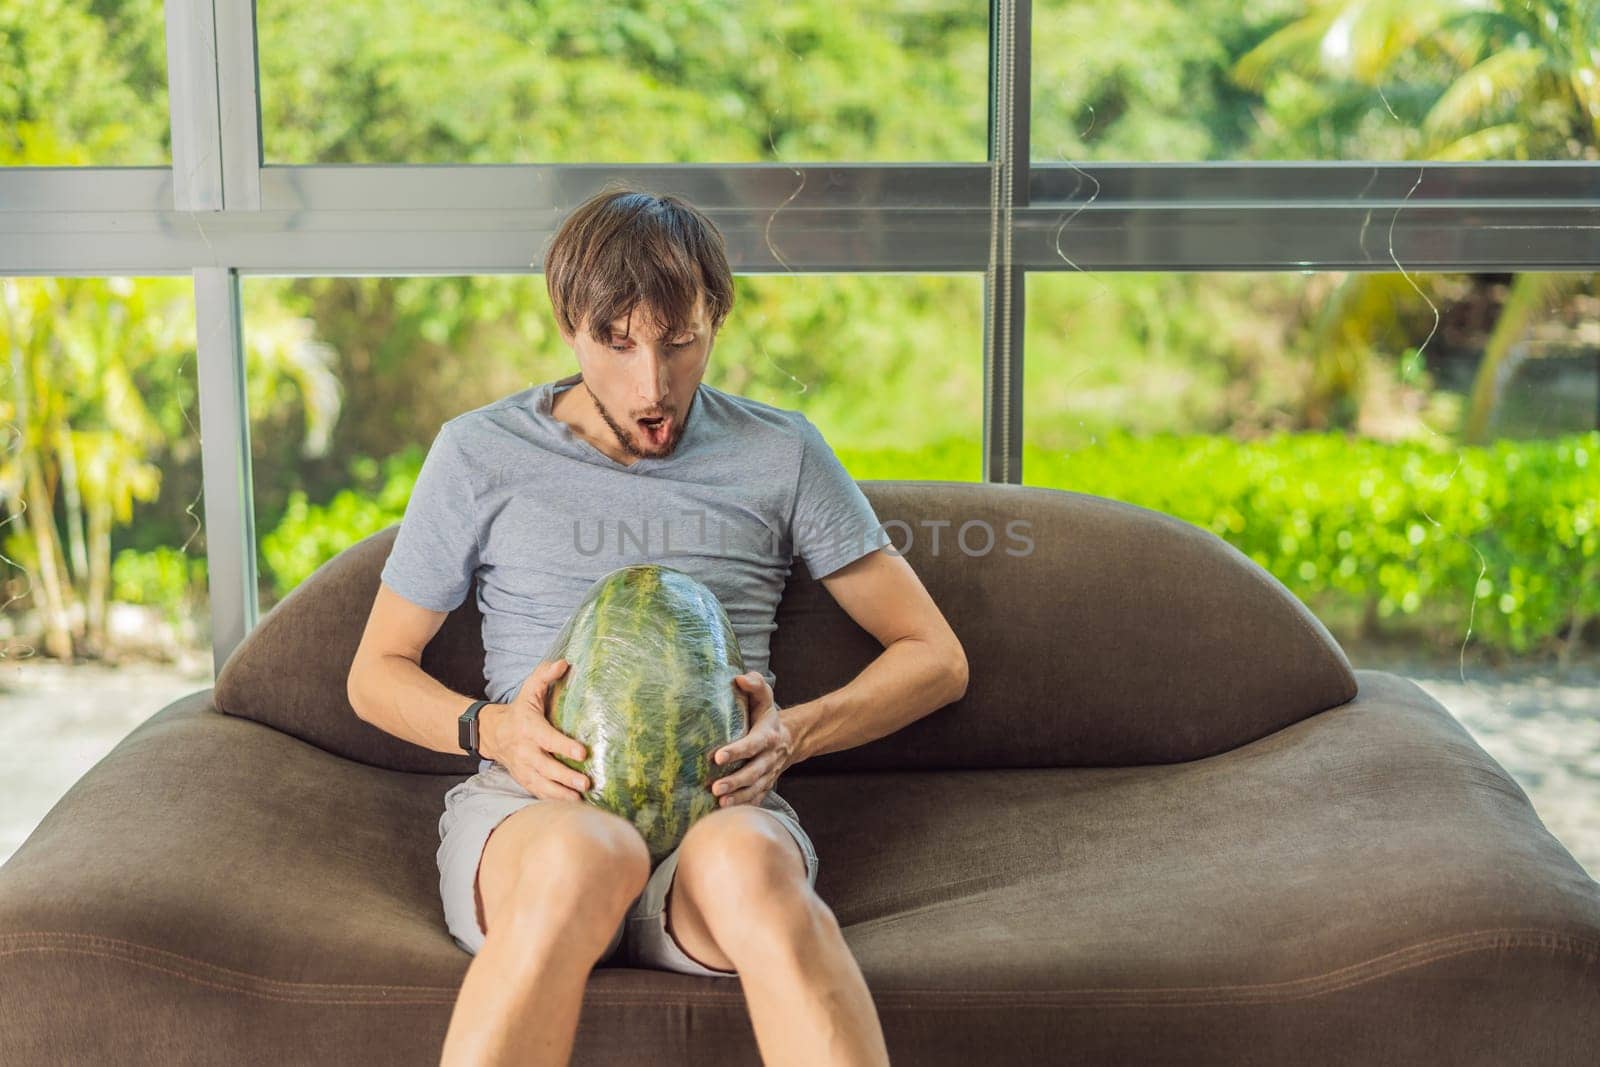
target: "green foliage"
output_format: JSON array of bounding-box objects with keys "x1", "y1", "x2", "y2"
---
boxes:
[
  {"x1": 111, "y1": 546, "x2": 206, "y2": 627},
  {"x1": 258, "y1": 446, "x2": 426, "y2": 593},
  {"x1": 0, "y1": 0, "x2": 167, "y2": 165},
  {"x1": 1033, "y1": 0, "x2": 1292, "y2": 161},
  {"x1": 832, "y1": 431, "x2": 1600, "y2": 658},
  {"x1": 7, "y1": 0, "x2": 1596, "y2": 669},
  {"x1": 255, "y1": 0, "x2": 988, "y2": 164}
]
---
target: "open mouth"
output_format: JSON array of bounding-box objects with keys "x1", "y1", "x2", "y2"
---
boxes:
[{"x1": 637, "y1": 415, "x2": 671, "y2": 446}]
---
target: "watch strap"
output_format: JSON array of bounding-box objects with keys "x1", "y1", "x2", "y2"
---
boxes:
[{"x1": 459, "y1": 699, "x2": 491, "y2": 760}]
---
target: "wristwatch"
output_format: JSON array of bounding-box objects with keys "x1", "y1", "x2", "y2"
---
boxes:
[{"x1": 459, "y1": 699, "x2": 492, "y2": 761}]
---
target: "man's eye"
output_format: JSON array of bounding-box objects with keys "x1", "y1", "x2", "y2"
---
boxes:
[{"x1": 609, "y1": 340, "x2": 693, "y2": 351}]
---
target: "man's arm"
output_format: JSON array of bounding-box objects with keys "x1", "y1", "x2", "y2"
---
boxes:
[
  {"x1": 347, "y1": 582, "x2": 511, "y2": 760},
  {"x1": 778, "y1": 547, "x2": 968, "y2": 764}
]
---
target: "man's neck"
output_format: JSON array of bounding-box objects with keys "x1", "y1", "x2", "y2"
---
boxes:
[{"x1": 552, "y1": 381, "x2": 640, "y2": 466}]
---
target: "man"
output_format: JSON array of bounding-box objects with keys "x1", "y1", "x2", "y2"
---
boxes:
[{"x1": 347, "y1": 187, "x2": 968, "y2": 1067}]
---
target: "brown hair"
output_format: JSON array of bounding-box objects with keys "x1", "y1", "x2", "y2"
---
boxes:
[{"x1": 542, "y1": 183, "x2": 736, "y2": 345}]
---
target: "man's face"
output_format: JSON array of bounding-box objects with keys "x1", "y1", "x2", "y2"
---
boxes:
[{"x1": 560, "y1": 293, "x2": 715, "y2": 460}]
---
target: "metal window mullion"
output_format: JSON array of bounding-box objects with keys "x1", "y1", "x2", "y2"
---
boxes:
[
  {"x1": 169, "y1": 0, "x2": 262, "y2": 672},
  {"x1": 984, "y1": 0, "x2": 1030, "y2": 484},
  {"x1": 165, "y1": 0, "x2": 224, "y2": 213},
  {"x1": 216, "y1": 0, "x2": 264, "y2": 210},
  {"x1": 3, "y1": 164, "x2": 1596, "y2": 274},
  {"x1": 193, "y1": 268, "x2": 259, "y2": 676}
]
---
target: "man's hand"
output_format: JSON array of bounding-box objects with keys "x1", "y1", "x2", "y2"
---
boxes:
[
  {"x1": 710, "y1": 670, "x2": 796, "y2": 808},
  {"x1": 485, "y1": 658, "x2": 592, "y2": 801}
]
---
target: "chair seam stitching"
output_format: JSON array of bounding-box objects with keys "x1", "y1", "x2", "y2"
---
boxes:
[{"x1": 1, "y1": 927, "x2": 1593, "y2": 1006}]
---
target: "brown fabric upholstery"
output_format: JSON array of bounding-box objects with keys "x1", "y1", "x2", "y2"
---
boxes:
[
  {"x1": 3, "y1": 482, "x2": 1594, "y2": 1063},
  {"x1": 213, "y1": 481, "x2": 1358, "y2": 774},
  {"x1": 2, "y1": 673, "x2": 1596, "y2": 1065},
  {"x1": 777, "y1": 482, "x2": 1359, "y2": 773},
  {"x1": 212, "y1": 524, "x2": 492, "y2": 775}
]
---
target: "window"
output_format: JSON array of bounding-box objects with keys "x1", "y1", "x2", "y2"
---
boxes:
[
  {"x1": 0, "y1": 0, "x2": 170, "y2": 167},
  {"x1": 256, "y1": 1, "x2": 989, "y2": 164},
  {"x1": 0, "y1": 275, "x2": 207, "y2": 865},
  {"x1": 245, "y1": 271, "x2": 985, "y2": 608},
  {"x1": 1032, "y1": 0, "x2": 1586, "y2": 162}
]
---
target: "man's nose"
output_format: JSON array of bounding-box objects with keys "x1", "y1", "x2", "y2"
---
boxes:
[{"x1": 636, "y1": 349, "x2": 670, "y2": 406}]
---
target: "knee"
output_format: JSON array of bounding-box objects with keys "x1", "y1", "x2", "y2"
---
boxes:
[
  {"x1": 679, "y1": 811, "x2": 820, "y2": 932},
  {"x1": 512, "y1": 811, "x2": 651, "y2": 922}
]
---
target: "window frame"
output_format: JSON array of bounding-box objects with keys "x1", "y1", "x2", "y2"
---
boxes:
[{"x1": 0, "y1": 0, "x2": 1592, "y2": 671}]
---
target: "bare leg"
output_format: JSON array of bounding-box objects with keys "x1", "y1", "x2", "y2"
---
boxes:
[
  {"x1": 439, "y1": 801, "x2": 650, "y2": 1067},
  {"x1": 665, "y1": 808, "x2": 890, "y2": 1067}
]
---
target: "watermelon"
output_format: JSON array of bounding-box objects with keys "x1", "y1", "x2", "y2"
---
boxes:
[{"x1": 542, "y1": 563, "x2": 751, "y2": 864}]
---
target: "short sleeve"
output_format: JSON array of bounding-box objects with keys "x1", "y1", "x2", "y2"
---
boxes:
[
  {"x1": 379, "y1": 420, "x2": 481, "y2": 612},
  {"x1": 788, "y1": 417, "x2": 893, "y2": 579}
]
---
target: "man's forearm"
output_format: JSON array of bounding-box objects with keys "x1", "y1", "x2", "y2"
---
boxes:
[
  {"x1": 349, "y1": 654, "x2": 508, "y2": 761},
  {"x1": 779, "y1": 636, "x2": 967, "y2": 765},
  {"x1": 351, "y1": 634, "x2": 965, "y2": 769}
]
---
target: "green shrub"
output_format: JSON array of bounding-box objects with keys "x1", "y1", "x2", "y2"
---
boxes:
[
  {"x1": 259, "y1": 445, "x2": 425, "y2": 595},
  {"x1": 111, "y1": 545, "x2": 208, "y2": 628}
]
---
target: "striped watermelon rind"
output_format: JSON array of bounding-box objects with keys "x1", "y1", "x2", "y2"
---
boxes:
[{"x1": 541, "y1": 563, "x2": 750, "y2": 864}]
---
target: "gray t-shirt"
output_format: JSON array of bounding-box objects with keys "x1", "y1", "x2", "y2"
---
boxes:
[{"x1": 380, "y1": 371, "x2": 893, "y2": 781}]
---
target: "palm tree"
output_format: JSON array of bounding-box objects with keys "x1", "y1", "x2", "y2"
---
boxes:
[
  {"x1": 0, "y1": 276, "x2": 343, "y2": 662},
  {"x1": 1232, "y1": 0, "x2": 1596, "y2": 442}
]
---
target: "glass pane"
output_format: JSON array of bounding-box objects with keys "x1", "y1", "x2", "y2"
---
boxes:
[
  {"x1": 0, "y1": 0, "x2": 171, "y2": 166},
  {"x1": 1033, "y1": 0, "x2": 1590, "y2": 162},
  {"x1": 0, "y1": 277, "x2": 207, "y2": 867},
  {"x1": 1025, "y1": 268, "x2": 1600, "y2": 876},
  {"x1": 245, "y1": 272, "x2": 982, "y2": 609},
  {"x1": 257, "y1": 1, "x2": 989, "y2": 164}
]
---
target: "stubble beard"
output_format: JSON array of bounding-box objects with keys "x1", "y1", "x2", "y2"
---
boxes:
[{"x1": 586, "y1": 381, "x2": 687, "y2": 459}]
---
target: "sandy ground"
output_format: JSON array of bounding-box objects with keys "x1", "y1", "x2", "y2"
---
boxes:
[{"x1": 1, "y1": 652, "x2": 1596, "y2": 879}]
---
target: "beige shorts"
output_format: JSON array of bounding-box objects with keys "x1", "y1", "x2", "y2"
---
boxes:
[{"x1": 435, "y1": 760, "x2": 819, "y2": 977}]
